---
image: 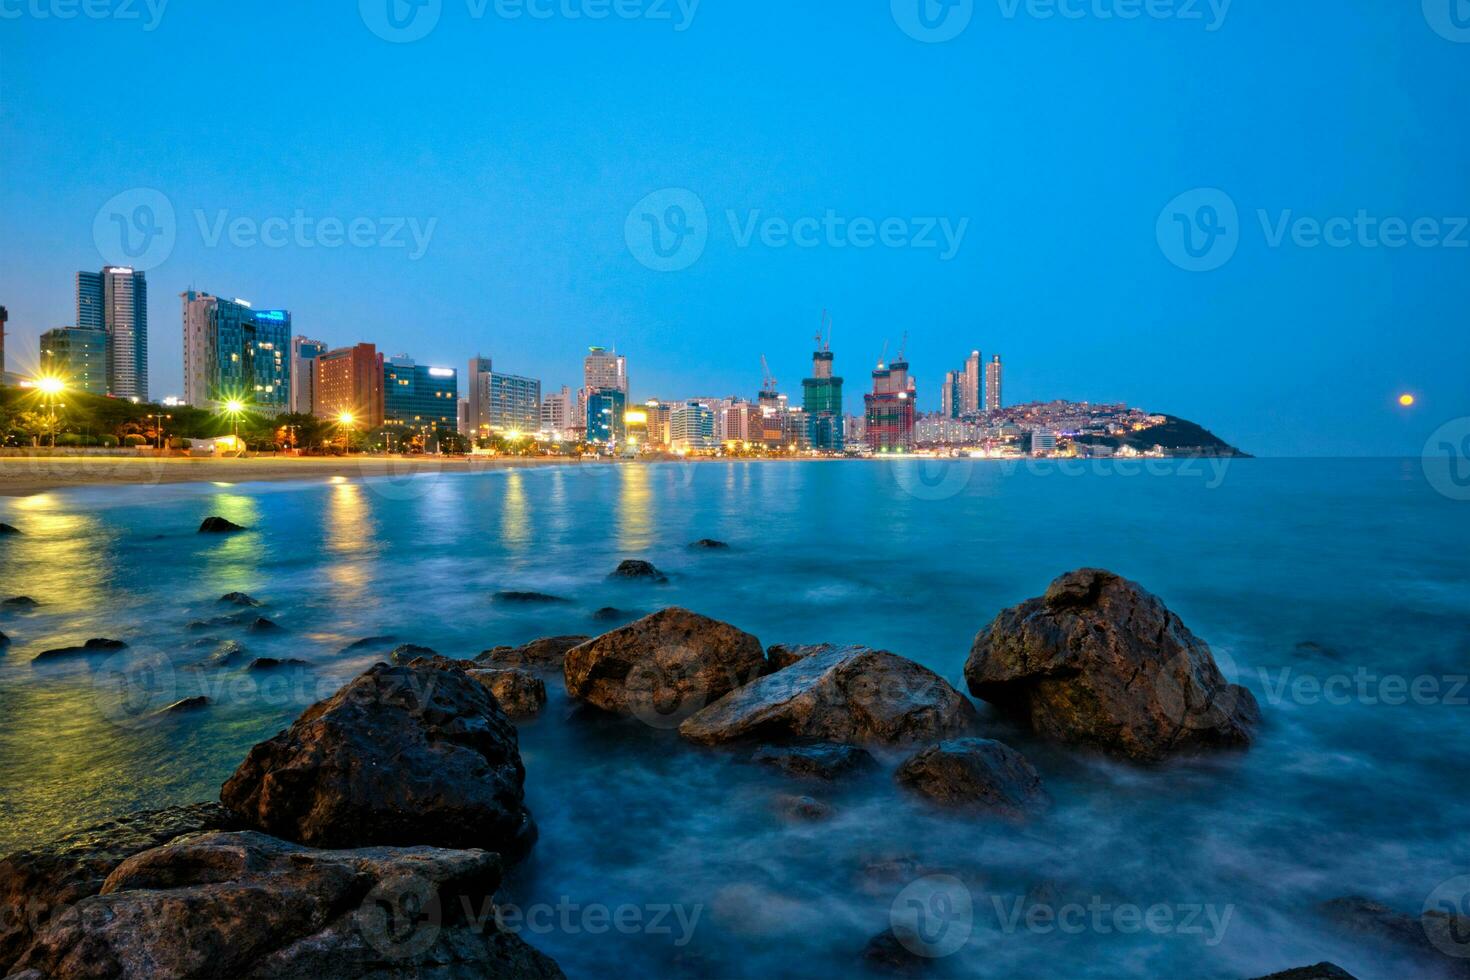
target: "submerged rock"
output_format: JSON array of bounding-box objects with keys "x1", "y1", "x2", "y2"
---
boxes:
[
  {"x1": 0, "y1": 802, "x2": 241, "y2": 971},
  {"x1": 469, "y1": 667, "x2": 548, "y2": 719},
  {"x1": 680, "y1": 645, "x2": 976, "y2": 747},
  {"x1": 0, "y1": 523, "x2": 20, "y2": 535},
  {"x1": 198, "y1": 516, "x2": 246, "y2": 534},
  {"x1": 775, "y1": 794, "x2": 832, "y2": 822},
  {"x1": 689, "y1": 538, "x2": 730, "y2": 550},
  {"x1": 0, "y1": 631, "x2": 9, "y2": 648},
  {"x1": 859, "y1": 929, "x2": 932, "y2": 976},
  {"x1": 895, "y1": 738, "x2": 1049, "y2": 817},
  {"x1": 32, "y1": 638, "x2": 128, "y2": 661},
  {"x1": 591, "y1": 606, "x2": 635, "y2": 623},
  {"x1": 767, "y1": 642, "x2": 843, "y2": 671},
  {"x1": 964, "y1": 568, "x2": 1259, "y2": 761},
  {"x1": 494, "y1": 590, "x2": 569, "y2": 604},
  {"x1": 610, "y1": 559, "x2": 669, "y2": 583},
  {"x1": 476, "y1": 635, "x2": 590, "y2": 673},
  {"x1": 245, "y1": 616, "x2": 280, "y2": 633},
  {"x1": 2, "y1": 596, "x2": 39, "y2": 609},
  {"x1": 751, "y1": 743, "x2": 877, "y2": 781},
  {"x1": 389, "y1": 643, "x2": 439, "y2": 665},
  {"x1": 9, "y1": 831, "x2": 564, "y2": 980},
  {"x1": 157, "y1": 696, "x2": 210, "y2": 715},
  {"x1": 1318, "y1": 895, "x2": 1470, "y2": 975},
  {"x1": 190, "y1": 640, "x2": 248, "y2": 669},
  {"x1": 221, "y1": 659, "x2": 536, "y2": 859},
  {"x1": 247, "y1": 657, "x2": 310, "y2": 671},
  {"x1": 218, "y1": 592, "x2": 262, "y2": 607},
  {"x1": 563, "y1": 608, "x2": 766, "y2": 724},
  {"x1": 340, "y1": 634, "x2": 397, "y2": 653},
  {"x1": 1250, "y1": 965, "x2": 1359, "y2": 980}
]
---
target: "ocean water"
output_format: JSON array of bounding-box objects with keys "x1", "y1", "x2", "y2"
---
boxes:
[{"x1": 0, "y1": 458, "x2": 1466, "y2": 979}]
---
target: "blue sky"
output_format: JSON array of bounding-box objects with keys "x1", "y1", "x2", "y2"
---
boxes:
[{"x1": 2, "y1": 0, "x2": 1467, "y2": 455}]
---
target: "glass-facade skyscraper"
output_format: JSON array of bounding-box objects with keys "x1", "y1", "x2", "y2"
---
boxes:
[
  {"x1": 384, "y1": 355, "x2": 459, "y2": 437},
  {"x1": 78, "y1": 267, "x2": 148, "y2": 401},
  {"x1": 39, "y1": 327, "x2": 108, "y2": 395},
  {"x1": 181, "y1": 291, "x2": 290, "y2": 412},
  {"x1": 585, "y1": 388, "x2": 627, "y2": 448}
]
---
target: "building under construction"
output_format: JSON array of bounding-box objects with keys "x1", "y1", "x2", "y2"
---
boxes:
[
  {"x1": 801, "y1": 312, "x2": 844, "y2": 453},
  {"x1": 864, "y1": 344, "x2": 916, "y2": 452}
]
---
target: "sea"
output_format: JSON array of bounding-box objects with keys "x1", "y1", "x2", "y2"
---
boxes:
[{"x1": 0, "y1": 457, "x2": 1466, "y2": 979}]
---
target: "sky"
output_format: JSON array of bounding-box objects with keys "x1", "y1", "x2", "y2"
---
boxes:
[{"x1": 1, "y1": 0, "x2": 1467, "y2": 455}]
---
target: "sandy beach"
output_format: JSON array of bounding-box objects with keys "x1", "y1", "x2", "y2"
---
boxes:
[{"x1": 0, "y1": 453, "x2": 602, "y2": 496}]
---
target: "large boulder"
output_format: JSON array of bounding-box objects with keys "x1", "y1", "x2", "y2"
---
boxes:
[
  {"x1": 0, "y1": 803, "x2": 240, "y2": 972},
  {"x1": 1250, "y1": 966, "x2": 1358, "y2": 980},
  {"x1": 679, "y1": 645, "x2": 977, "y2": 746},
  {"x1": 609, "y1": 559, "x2": 668, "y2": 583},
  {"x1": 767, "y1": 642, "x2": 844, "y2": 671},
  {"x1": 9, "y1": 831, "x2": 564, "y2": 979},
  {"x1": 476, "y1": 635, "x2": 590, "y2": 673},
  {"x1": 964, "y1": 569, "x2": 1259, "y2": 761},
  {"x1": 895, "y1": 738, "x2": 1048, "y2": 817},
  {"x1": 198, "y1": 516, "x2": 246, "y2": 534},
  {"x1": 468, "y1": 668, "x2": 547, "y2": 720},
  {"x1": 220, "y1": 660, "x2": 536, "y2": 859},
  {"x1": 1318, "y1": 895, "x2": 1470, "y2": 977},
  {"x1": 563, "y1": 608, "x2": 766, "y2": 726},
  {"x1": 750, "y1": 743, "x2": 877, "y2": 781}
]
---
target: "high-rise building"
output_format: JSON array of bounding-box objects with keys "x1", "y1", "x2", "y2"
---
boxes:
[
  {"x1": 79, "y1": 267, "x2": 148, "y2": 400},
  {"x1": 383, "y1": 355, "x2": 458, "y2": 437},
  {"x1": 941, "y1": 370, "x2": 960, "y2": 419},
  {"x1": 985, "y1": 355, "x2": 1003, "y2": 412},
  {"x1": 642, "y1": 399, "x2": 672, "y2": 448},
  {"x1": 465, "y1": 356, "x2": 494, "y2": 433},
  {"x1": 314, "y1": 343, "x2": 384, "y2": 428},
  {"x1": 801, "y1": 338, "x2": 845, "y2": 453},
  {"x1": 181, "y1": 291, "x2": 290, "y2": 412},
  {"x1": 961, "y1": 350, "x2": 982, "y2": 416},
  {"x1": 671, "y1": 401, "x2": 716, "y2": 451},
  {"x1": 39, "y1": 327, "x2": 108, "y2": 395},
  {"x1": 585, "y1": 389, "x2": 627, "y2": 448},
  {"x1": 581, "y1": 346, "x2": 627, "y2": 421},
  {"x1": 488, "y1": 372, "x2": 540, "y2": 434},
  {"x1": 540, "y1": 386, "x2": 575, "y2": 437},
  {"x1": 863, "y1": 354, "x2": 917, "y2": 452},
  {"x1": 291, "y1": 337, "x2": 328, "y2": 414}
]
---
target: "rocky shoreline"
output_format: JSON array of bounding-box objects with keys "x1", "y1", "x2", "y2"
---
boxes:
[{"x1": 1, "y1": 566, "x2": 1460, "y2": 978}]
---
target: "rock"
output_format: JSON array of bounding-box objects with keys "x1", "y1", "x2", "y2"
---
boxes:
[
  {"x1": 964, "y1": 569, "x2": 1260, "y2": 761},
  {"x1": 610, "y1": 559, "x2": 669, "y2": 583},
  {"x1": 3, "y1": 596, "x2": 39, "y2": 608},
  {"x1": 0, "y1": 631, "x2": 9, "y2": 648},
  {"x1": 767, "y1": 642, "x2": 843, "y2": 671},
  {"x1": 689, "y1": 538, "x2": 729, "y2": 550},
  {"x1": 190, "y1": 640, "x2": 248, "y2": 669},
  {"x1": 775, "y1": 794, "x2": 832, "y2": 822},
  {"x1": 247, "y1": 657, "x2": 310, "y2": 671},
  {"x1": 220, "y1": 660, "x2": 536, "y2": 859},
  {"x1": 563, "y1": 608, "x2": 766, "y2": 724},
  {"x1": 493, "y1": 590, "x2": 569, "y2": 604},
  {"x1": 0, "y1": 802, "x2": 240, "y2": 971},
  {"x1": 475, "y1": 635, "x2": 590, "y2": 673},
  {"x1": 1318, "y1": 895, "x2": 1470, "y2": 976},
  {"x1": 1250, "y1": 965, "x2": 1359, "y2": 980},
  {"x1": 340, "y1": 634, "x2": 397, "y2": 653},
  {"x1": 894, "y1": 738, "x2": 1049, "y2": 817},
  {"x1": 680, "y1": 645, "x2": 977, "y2": 747},
  {"x1": 468, "y1": 668, "x2": 548, "y2": 720},
  {"x1": 859, "y1": 929, "x2": 931, "y2": 976},
  {"x1": 32, "y1": 638, "x2": 129, "y2": 661},
  {"x1": 0, "y1": 523, "x2": 20, "y2": 535},
  {"x1": 157, "y1": 696, "x2": 210, "y2": 715},
  {"x1": 219, "y1": 592, "x2": 262, "y2": 607},
  {"x1": 198, "y1": 516, "x2": 246, "y2": 534},
  {"x1": 245, "y1": 616, "x2": 280, "y2": 633},
  {"x1": 591, "y1": 606, "x2": 635, "y2": 623},
  {"x1": 389, "y1": 643, "x2": 439, "y2": 665},
  {"x1": 751, "y1": 743, "x2": 877, "y2": 781},
  {"x1": 9, "y1": 831, "x2": 564, "y2": 980}
]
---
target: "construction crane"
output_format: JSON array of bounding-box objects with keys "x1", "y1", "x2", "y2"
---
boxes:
[
  {"x1": 815, "y1": 309, "x2": 832, "y2": 353},
  {"x1": 896, "y1": 331, "x2": 908, "y2": 363},
  {"x1": 760, "y1": 354, "x2": 778, "y2": 394},
  {"x1": 878, "y1": 339, "x2": 889, "y2": 369}
]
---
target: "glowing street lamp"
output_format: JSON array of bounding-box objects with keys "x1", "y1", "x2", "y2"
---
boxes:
[
  {"x1": 32, "y1": 375, "x2": 66, "y2": 447},
  {"x1": 337, "y1": 412, "x2": 356, "y2": 454}
]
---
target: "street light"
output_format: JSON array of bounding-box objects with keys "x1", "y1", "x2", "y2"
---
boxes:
[
  {"x1": 337, "y1": 412, "x2": 356, "y2": 454},
  {"x1": 149, "y1": 412, "x2": 173, "y2": 450},
  {"x1": 32, "y1": 376, "x2": 66, "y2": 447}
]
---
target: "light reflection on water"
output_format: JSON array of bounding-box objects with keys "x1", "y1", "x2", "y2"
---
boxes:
[{"x1": 0, "y1": 460, "x2": 1466, "y2": 979}]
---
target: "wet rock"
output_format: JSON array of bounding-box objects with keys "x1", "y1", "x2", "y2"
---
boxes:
[
  {"x1": 1318, "y1": 895, "x2": 1470, "y2": 976},
  {"x1": 591, "y1": 606, "x2": 635, "y2": 623},
  {"x1": 198, "y1": 516, "x2": 246, "y2": 534},
  {"x1": 247, "y1": 657, "x2": 310, "y2": 671},
  {"x1": 0, "y1": 631, "x2": 9, "y2": 648},
  {"x1": 563, "y1": 608, "x2": 766, "y2": 723},
  {"x1": 610, "y1": 559, "x2": 669, "y2": 583},
  {"x1": 468, "y1": 668, "x2": 548, "y2": 720},
  {"x1": 245, "y1": 616, "x2": 280, "y2": 633},
  {"x1": 340, "y1": 634, "x2": 397, "y2": 653},
  {"x1": 895, "y1": 738, "x2": 1049, "y2": 817},
  {"x1": 964, "y1": 568, "x2": 1260, "y2": 761},
  {"x1": 680, "y1": 645, "x2": 977, "y2": 747},
  {"x1": 190, "y1": 640, "x2": 248, "y2": 669},
  {"x1": 3, "y1": 596, "x2": 39, "y2": 608},
  {"x1": 859, "y1": 929, "x2": 931, "y2": 976},
  {"x1": 32, "y1": 638, "x2": 128, "y2": 661},
  {"x1": 689, "y1": 538, "x2": 729, "y2": 550},
  {"x1": 494, "y1": 590, "x2": 569, "y2": 604},
  {"x1": 221, "y1": 659, "x2": 536, "y2": 858},
  {"x1": 775, "y1": 794, "x2": 832, "y2": 822},
  {"x1": 9, "y1": 831, "x2": 564, "y2": 980},
  {"x1": 751, "y1": 743, "x2": 877, "y2": 781},
  {"x1": 0, "y1": 802, "x2": 241, "y2": 971},
  {"x1": 0, "y1": 523, "x2": 20, "y2": 535},
  {"x1": 389, "y1": 643, "x2": 439, "y2": 664},
  {"x1": 218, "y1": 592, "x2": 262, "y2": 607},
  {"x1": 476, "y1": 635, "x2": 590, "y2": 673},
  {"x1": 157, "y1": 696, "x2": 210, "y2": 715},
  {"x1": 767, "y1": 642, "x2": 844, "y2": 671},
  {"x1": 1250, "y1": 965, "x2": 1358, "y2": 980}
]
